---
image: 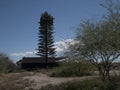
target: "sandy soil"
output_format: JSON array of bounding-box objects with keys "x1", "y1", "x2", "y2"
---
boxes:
[
  {"x1": 23, "y1": 70, "x2": 120, "y2": 90},
  {"x1": 23, "y1": 72, "x2": 97, "y2": 90},
  {"x1": 0, "y1": 70, "x2": 119, "y2": 90}
]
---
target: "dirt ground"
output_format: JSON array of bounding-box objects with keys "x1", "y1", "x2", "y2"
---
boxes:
[
  {"x1": 0, "y1": 71, "x2": 95, "y2": 90},
  {"x1": 23, "y1": 72, "x2": 97, "y2": 90},
  {"x1": 0, "y1": 70, "x2": 119, "y2": 90},
  {"x1": 23, "y1": 70, "x2": 120, "y2": 90}
]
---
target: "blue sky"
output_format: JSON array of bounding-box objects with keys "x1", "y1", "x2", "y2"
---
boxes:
[{"x1": 0, "y1": 0, "x2": 106, "y2": 62}]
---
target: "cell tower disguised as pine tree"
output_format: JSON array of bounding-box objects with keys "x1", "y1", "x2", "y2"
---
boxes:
[{"x1": 36, "y1": 12, "x2": 56, "y2": 62}]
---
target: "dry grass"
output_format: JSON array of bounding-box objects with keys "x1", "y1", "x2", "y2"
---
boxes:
[{"x1": 0, "y1": 72, "x2": 34, "y2": 90}]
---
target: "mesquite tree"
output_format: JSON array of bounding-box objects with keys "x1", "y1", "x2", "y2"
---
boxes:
[
  {"x1": 36, "y1": 12, "x2": 56, "y2": 62},
  {"x1": 67, "y1": 0, "x2": 120, "y2": 81},
  {"x1": 77, "y1": 21, "x2": 120, "y2": 81}
]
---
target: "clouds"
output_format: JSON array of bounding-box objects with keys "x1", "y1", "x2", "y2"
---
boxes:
[
  {"x1": 54, "y1": 38, "x2": 76, "y2": 52},
  {"x1": 11, "y1": 51, "x2": 35, "y2": 57},
  {"x1": 10, "y1": 39, "x2": 77, "y2": 58}
]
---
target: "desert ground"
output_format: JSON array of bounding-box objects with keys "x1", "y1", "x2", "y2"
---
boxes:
[{"x1": 0, "y1": 70, "x2": 119, "y2": 90}]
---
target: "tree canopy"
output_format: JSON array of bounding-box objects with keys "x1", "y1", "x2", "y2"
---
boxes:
[{"x1": 67, "y1": 0, "x2": 120, "y2": 81}]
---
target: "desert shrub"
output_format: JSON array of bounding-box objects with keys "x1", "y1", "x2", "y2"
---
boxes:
[
  {"x1": 51, "y1": 60, "x2": 94, "y2": 77},
  {"x1": 0, "y1": 53, "x2": 17, "y2": 73},
  {"x1": 0, "y1": 72, "x2": 34, "y2": 90},
  {"x1": 40, "y1": 77, "x2": 120, "y2": 90}
]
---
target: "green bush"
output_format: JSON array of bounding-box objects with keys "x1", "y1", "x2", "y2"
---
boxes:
[
  {"x1": 0, "y1": 53, "x2": 17, "y2": 73},
  {"x1": 51, "y1": 61, "x2": 94, "y2": 77},
  {"x1": 40, "y1": 77, "x2": 120, "y2": 90}
]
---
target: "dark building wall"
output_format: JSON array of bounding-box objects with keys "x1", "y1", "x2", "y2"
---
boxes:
[
  {"x1": 21, "y1": 62, "x2": 58, "y2": 70},
  {"x1": 17, "y1": 57, "x2": 61, "y2": 70}
]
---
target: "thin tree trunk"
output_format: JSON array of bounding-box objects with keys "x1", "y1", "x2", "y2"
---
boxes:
[{"x1": 45, "y1": 27, "x2": 48, "y2": 63}]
